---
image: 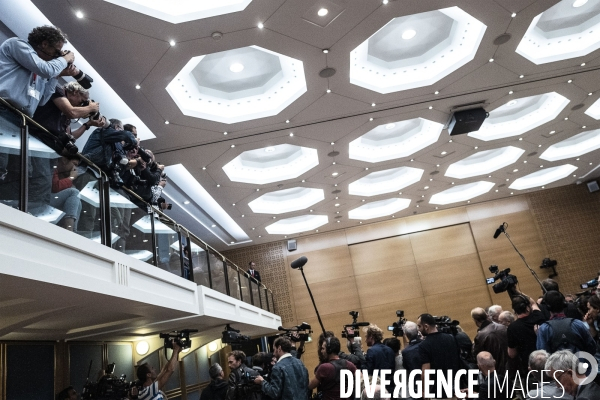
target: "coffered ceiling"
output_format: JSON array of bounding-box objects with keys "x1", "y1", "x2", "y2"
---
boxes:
[{"x1": 29, "y1": 0, "x2": 600, "y2": 250}]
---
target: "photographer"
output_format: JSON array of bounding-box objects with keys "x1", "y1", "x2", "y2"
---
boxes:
[
  {"x1": 308, "y1": 336, "x2": 357, "y2": 400},
  {"x1": 226, "y1": 350, "x2": 261, "y2": 400},
  {"x1": 136, "y1": 339, "x2": 181, "y2": 400},
  {"x1": 80, "y1": 118, "x2": 136, "y2": 175},
  {"x1": 539, "y1": 279, "x2": 582, "y2": 321},
  {"x1": 362, "y1": 324, "x2": 395, "y2": 396},
  {"x1": 0, "y1": 25, "x2": 77, "y2": 117},
  {"x1": 201, "y1": 363, "x2": 228, "y2": 400}
]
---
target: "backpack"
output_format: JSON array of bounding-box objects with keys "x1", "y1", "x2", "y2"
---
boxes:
[{"x1": 545, "y1": 318, "x2": 586, "y2": 353}]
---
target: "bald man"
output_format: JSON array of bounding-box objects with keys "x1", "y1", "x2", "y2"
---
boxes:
[
  {"x1": 472, "y1": 307, "x2": 509, "y2": 376},
  {"x1": 476, "y1": 352, "x2": 510, "y2": 400}
]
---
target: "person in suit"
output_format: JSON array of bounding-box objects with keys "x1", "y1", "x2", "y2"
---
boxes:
[{"x1": 247, "y1": 261, "x2": 261, "y2": 283}]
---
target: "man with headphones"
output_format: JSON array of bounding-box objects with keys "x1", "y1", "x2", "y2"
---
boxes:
[
  {"x1": 536, "y1": 291, "x2": 596, "y2": 355},
  {"x1": 506, "y1": 293, "x2": 547, "y2": 377},
  {"x1": 308, "y1": 336, "x2": 357, "y2": 400}
]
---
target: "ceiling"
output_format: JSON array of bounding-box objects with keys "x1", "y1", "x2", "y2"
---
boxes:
[{"x1": 30, "y1": 0, "x2": 600, "y2": 251}]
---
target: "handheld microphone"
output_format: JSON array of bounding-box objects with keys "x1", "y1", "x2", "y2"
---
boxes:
[
  {"x1": 291, "y1": 256, "x2": 308, "y2": 270},
  {"x1": 493, "y1": 223, "x2": 505, "y2": 239}
]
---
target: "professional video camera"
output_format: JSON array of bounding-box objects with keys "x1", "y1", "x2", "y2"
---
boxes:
[
  {"x1": 341, "y1": 311, "x2": 370, "y2": 339},
  {"x1": 434, "y1": 316, "x2": 460, "y2": 336},
  {"x1": 157, "y1": 197, "x2": 172, "y2": 210},
  {"x1": 278, "y1": 322, "x2": 312, "y2": 342},
  {"x1": 81, "y1": 362, "x2": 140, "y2": 400},
  {"x1": 540, "y1": 258, "x2": 558, "y2": 278},
  {"x1": 159, "y1": 329, "x2": 197, "y2": 357},
  {"x1": 222, "y1": 324, "x2": 251, "y2": 344},
  {"x1": 81, "y1": 99, "x2": 109, "y2": 128},
  {"x1": 387, "y1": 310, "x2": 407, "y2": 337},
  {"x1": 486, "y1": 265, "x2": 518, "y2": 294},
  {"x1": 581, "y1": 278, "x2": 599, "y2": 290}
]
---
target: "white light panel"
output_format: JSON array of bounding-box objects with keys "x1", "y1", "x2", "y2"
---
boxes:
[
  {"x1": 469, "y1": 92, "x2": 569, "y2": 141},
  {"x1": 429, "y1": 181, "x2": 494, "y2": 205},
  {"x1": 350, "y1": 7, "x2": 486, "y2": 93},
  {"x1": 132, "y1": 215, "x2": 177, "y2": 234},
  {"x1": 540, "y1": 129, "x2": 600, "y2": 161},
  {"x1": 349, "y1": 118, "x2": 443, "y2": 163},
  {"x1": 509, "y1": 164, "x2": 578, "y2": 190},
  {"x1": 166, "y1": 46, "x2": 306, "y2": 124},
  {"x1": 248, "y1": 187, "x2": 324, "y2": 214},
  {"x1": 265, "y1": 215, "x2": 328, "y2": 235},
  {"x1": 585, "y1": 98, "x2": 600, "y2": 119},
  {"x1": 348, "y1": 198, "x2": 411, "y2": 220},
  {"x1": 170, "y1": 241, "x2": 205, "y2": 253},
  {"x1": 445, "y1": 146, "x2": 525, "y2": 179},
  {"x1": 516, "y1": 0, "x2": 600, "y2": 64},
  {"x1": 348, "y1": 167, "x2": 424, "y2": 196},
  {"x1": 223, "y1": 144, "x2": 319, "y2": 185},
  {"x1": 103, "y1": 0, "x2": 253, "y2": 24}
]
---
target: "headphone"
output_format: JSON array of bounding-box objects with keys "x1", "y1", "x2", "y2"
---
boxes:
[
  {"x1": 325, "y1": 337, "x2": 333, "y2": 355},
  {"x1": 512, "y1": 294, "x2": 531, "y2": 314}
]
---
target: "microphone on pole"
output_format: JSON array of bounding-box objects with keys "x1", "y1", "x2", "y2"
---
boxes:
[
  {"x1": 493, "y1": 223, "x2": 505, "y2": 239},
  {"x1": 291, "y1": 256, "x2": 308, "y2": 270}
]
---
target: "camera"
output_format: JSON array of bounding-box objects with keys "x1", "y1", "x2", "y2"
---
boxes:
[
  {"x1": 157, "y1": 197, "x2": 172, "y2": 210},
  {"x1": 486, "y1": 265, "x2": 518, "y2": 294},
  {"x1": 388, "y1": 310, "x2": 407, "y2": 337},
  {"x1": 342, "y1": 311, "x2": 370, "y2": 339},
  {"x1": 434, "y1": 315, "x2": 460, "y2": 335},
  {"x1": 540, "y1": 258, "x2": 558, "y2": 278},
  {"x1": 581, "y1": 278, "x2": 599, "y2": 290},
  {"x1": 81, "y1": 99, "x2": 109, "y2": 128},
  {"x1": 81, "y1": 362, "x2": 140, "y2": 400},
  {"x1": 278, "y1": 322, "x2": 312, "y2": 342},
  {"x1": 222, "y1": 324, "x2": 250, "y2": 344},
  {"x1": 159, "y1": 329, "x2": 197, "y2": 352}
]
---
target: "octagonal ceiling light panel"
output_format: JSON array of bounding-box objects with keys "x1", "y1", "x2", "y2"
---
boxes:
[
  {"x1": 445, "y1": 146, "x2": 525, "y2": 179},
  {"x1": 348, "y1": 167, "x2": 424, "y2": 196},
  {"x1": 223, "y1": 144, "x2": 319, "y2": 185},
  {"x1": 468, "y1": 92, "x2": 570, "y2": 141},
  {"x1": 103, "y1": 0, "x2": 253, "y2": 23},
  {"x1": 265, "y1": 215, "x2": 328, "y2": 235},
  {"x1": 248, "y1": 187, "x2": 324, "y2": 214},
  {"x1": 350, "y1": 7, "x2": 486, "y2": 93},
  {"x1": 349, "y1": 118, "x2": 444, "y2": 163},
  {"x1": 509, "y1": 164, "x2": 577, "y2": 190},
  {"x1": 166, "y1": 46, "x2": 307, "y2": 124},
  {"x1": 348, "y1": 198, "x2": 411, "y2": 220},
  {"x1": 516, "y1": 0, "x2": 600, "y2": 64},
  {"x1": 429, "y1": 181, "x2": 494, "y2": 205},
  {"x1": 540, "y1": 129, "x2": 600, "y2": 161},
  {"x1": 585, "y1": 97, "x2": 600, "y2": 119}
]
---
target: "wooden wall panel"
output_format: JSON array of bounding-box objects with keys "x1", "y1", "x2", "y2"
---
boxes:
[
  {"x1": 354, "y1": 265, "x2": 423, "y2": 309},
  {"x1": 417, "y1": 253, "x2": 487, "y2": 298},
  {"x1": 411, "y1": 224, "x2": 477, "y2": 264},
  {"x1": 292, "y1": 276, "x2": 361, "y2": 320},
  {"x1": 349, "y1": 235, "x2": 415, "y2": 276},
  {"x1": 470, "y1": 210, "x2": 544, "y2": 253},
  {"x1": 287, "y1": 245, "x2": 355, "y2": 287}
]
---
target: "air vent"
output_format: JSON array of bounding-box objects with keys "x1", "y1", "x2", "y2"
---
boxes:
[
  {"x1": 493, "y1": 33, "x2": 512, "y2": 45},
  {"x1": 328, "y1": 151, "x2": 340, "y2": 157}
]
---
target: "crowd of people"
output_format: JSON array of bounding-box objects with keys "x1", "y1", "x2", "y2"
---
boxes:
[{"x1": 0, "y1": 25, "x2": 170, "y2": 251}]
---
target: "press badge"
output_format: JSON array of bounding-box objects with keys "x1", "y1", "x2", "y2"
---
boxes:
[{"x1": 28, "y1": 85, "x2": 40, "y2": 100}]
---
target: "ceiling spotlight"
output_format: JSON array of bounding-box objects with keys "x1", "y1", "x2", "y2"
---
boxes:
[
  {"x1": 402, "y1": 29, "x2": 417, "y2": 40},
  {"x1": 511, "y1": 12, "x2": 517, "y2": 17},
  {"x1": 323, "y1": 49, "x2": 329, "y2": 54},
  {"x1": 310, "y1": 209, "x2": 313, "y2": 212},
  {"x1": 371, "y1": 103, "x2": 376, "y2": 107},
  {"x1": 326, "y1": 89, "x2": 331, "y2": 93},
  {"x1": 582, "y1": 126, "x2": 587, "y2": 129},
  {"x1": 365, "y1": 167, "x2": 369, "y2": 170},
  {"x1": 232, "y1": 203, "x2": 236, "y2": 206},
  {"x1": 424, "y1": 186, "x2": 429, "y2": 189},
  {"x1": 272, "y1": 216, "x2": 276, "y2": 219},
  {"x1": 202, "y1": 166, "x2": 206, "y2": 170},
  {"x1": 581, "y1": 63, "x2": 586, "y2": 66},
  {"x1": 258, "y1": 22, "x2": 264, "y2": 29},
  {"x1": 169, "y1": 40, "x2": 176, "y2": 46},
  {"x1": 434, "y1": 91, "x2": 439, "y2": 95},
  {"x1": 302, "y1": 180, "x2": 306, "y2": 182},
  {"x1": 242, "y1": 215, "x2": 245, "y2": 217},
  {"x1": 589, "y1": 93, "x2": 594, "y2": 96},
  {"x1": 550, "y1": 131, "x2": 555, "y2": 134},
  {"x1": 330, "y1": 142, "x2": 335, "y2": 145},
  {"x1": 567, "y1": 80, "x2": 573, "y2": 83},
  {"x1": 513, "y1": 169, "x2": 518, "y2": 172},
  {"x1": 256, "y1": 188, "x2": 260, "y2": 191},
  {"x1": 362, "y1": 199, "x2": 365, "y2": 202},
  {"x1": 369, "y1": 118, "x2": 374, "y2": 121},
  {"x1": 335, "y1": 203, "x2": 340, "y2": 207},
  {"x1": 385, "y1": 123, "x2": 396, "y2": 130},
  {"x1": 428, "y1": 106, "x2": 433, "y2": 110},
  {"x1": 573, "y1": 0, "x2": 588, "y2": 7},
  {"x1": 318, "y1": 8, "x2": 329, "y2": 16},
  {"x1": 258, "y1": 235, "x2": 262, "y2": 238},
  {"x1": 441, "y1": 151, "x2": 447, "y2": 155},
  {"x1": 519, "y1": 75, "x2": 524, "y2": 78},
  {"x1": 229, "y1": 63, "x2": 244, "y2": 73},
  {"x1": 223, "y1": 132, "x2": 228, "y2": 135},
  {"x1": 230, "y1": 241, "x2": 234, "y2": 244},
  {"x1": 286, "y1": 120, "x2": 290, "y2": 123},
  {"x1": 183, "y1": 200, "x2": 190, "y2": 205},
  {"x1": 264, "y1": 147, "x2": 275, "y2": 153},
  {"x1": 252, "y1": 228, "x2": 255, "y2": 230},
  {"x1": 164, "y1": 120, "x2": 169, "y2": 124},
  {"x1": 231, "y1": 144, "x2": 235, "y2": 148},
  {"x1": 289, "y1": 132, "x2": 294, "y2": 136},
  {"x1": 489, "y1": 58, "x2": 494, "y2": 62},
  {"x1": 211, "y1": 224, "x2": 216, "y2": 227},
  {"x1": 216, "y1": 184, "x2": 221, "y2": 187},
  {"x1": 519, "y1": 138, "x2": 523, "y2": 141},
  {"x1": 332, "y1": 172, "x2": 339, "y2": 176},
  {"x1": 474, "y1": 147, "x2": 478, "y2": 149},
  {"x1": 135, "y1": 84, "x2": 141, "y2": 89},
  {"x1": 508, "y1": 91, "x2": 514, "y2": 94},
  {"x1": 76, "y1": 10, "x2": 84, "y2": 18},
  {"x1": 565, "y1": 117, "x2": 569, "y2": 120}
]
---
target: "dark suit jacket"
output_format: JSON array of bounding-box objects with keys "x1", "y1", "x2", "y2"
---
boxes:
[
  {"x1": 473, "y1": 321, "x2": 509, "y2": 375},
  {"x1": 248, "y1": 269, "x2": 261, "y2": 282}
]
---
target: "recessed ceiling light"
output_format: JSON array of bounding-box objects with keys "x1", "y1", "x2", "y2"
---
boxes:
[
  {"x1": 441, "y1": 151, "x2": 447, "y2": 155},
  {"x1": 231, "y1": 144, "x2": 235, "y2": 148},
  {"x1": 573, "y1": 0, "x2": 588, "y2": 7},
  {"x1": 164, "y1": 120, "x2": 169, "y2": 124},
  {"x1": 519, "y1": 75, "x2": 524, "y2": 78},
  {"x1": 365, "y1": 167, "x2": 369, "y2": 170},
  {"x1": 582, "y1": 126, "x2": 587, "y2": 129},
  {"x1": 323, "y1": 49, "x2": 329, "y2": 54},
  {"x1": 519, "y1": 138, "x2": 523, "y2": 141},
  {"x1": 565, "y1": 117, "x2": 569, "y2": 120},
  {"x1": 318, "y1": 8, "x2": 329, "y2": 16},
  {"x1": 332, "y1": 172, "x2": 339, "y2": 176},
  {"x1": 259, "y1": 235, "x2": 262, "y2": 238},
  {"x1": 371, "y1": 103, "x2": 376, "y2": 107},
  {"x1": 581, "y1": 63, "x2": 586, "y2": 66},
  {"x1": 211, "y1": 224, "x2": 216, "y2": 227},
  {"x1": 369, "y1": 118, "x2": 374, "y2": 121},
  {"x1": 216, "y1": 184, "x2": 221, "y2": 187},
  {"x1": 202, "y1": 167, "x2": 207, "y2": 170},
  {"x1": 256, "y1": 188, "x2": 260, "y2": 191},
  {"x1": 286, "y1": 120, "x2": 290, "y2": 123},
  {"x1": 332, "y1": 162, "x2": 336, "y2": 165},
  {"x1": 289, "y1": 132, "x2": 294, "y2": 136},
  {"x1": 428, "y1": 106, "x2": 433, "y2": 110},
  {"x1": 223, "y1": 132, "x2": 228, "y2": 135},
  {"x1": 513, "y1": 169, "x2": 518, "y2": 172},
  {"x1": 589, "y1": 93, "x2": 594, "y2": 96},
  {"x1": 335, "y1": 203, "x2": 340, "y2": 207},
  {"x1": 242, "y1": 215, "x2": 245, "y2": 218},
  {"x1": 232, "y1": 203, "x2": 236, "y2": 206},
  {"x1": 272, "y1": 216, "x2": 276, "y2": 219},
  {"x1": 331, "y1": 142, "x2": 335, "y2": 145},
  {"x1": 508, "y1": 91, "x2": 514, "y2": 94},
  {"x1": 169, "y1": 40, "x2": 176, "y2": 46},
  {"x1": 258, "y1": 22, "x2": 264, "y2": 29},
  {"x1": 512, "y1": 12, "x2": 517, "y2": 17},
  {"x1": 229, "y1": 63, "x2": 244, "y2": 73},
  {"x1": 402, "y1": 29, "x2": 417, "y2": 40},
  {"x1": 489, "y1": 58, "x2": 494, "y2": 62},
  {"x1": 310, "y1": 209, "x2": 313, "y2": 212},
  {"x1": 76, "y1": 10, "x2": 84, "y2": 18},
  {"x1": 252, "y1": 227, "x2": 255, "y2": 230},
  {"x1": 335, "y1": 196, "x2": 339, "y2": 199},
  {"x1": 424, "y1": 186, "x2": 429, "y2": 189},
  {"x1": 302, "y1": 180, "x2": 306, "y2": 182},
  {"x1": 135, "y1": 84, "x2": 141, "y2": 89},
  {"x1": 430, "y1": 181, "x2": 495, "y2": 205},
  {"x1": 434, "y1": 91, "x2": 439, "y2": 95},
  {"x1": 568, "y1": 80, "x2": 573, "y2": 83},
  {"x1": 383, "y1": 0, "x2": 389, "y2": 4},
  {"x1": 550, "y1": 131, "x2": 556, "y2": 134},
  {"x1": 385, "y1": 123, "x2": 396, "y2": 130},
  {"x1": 183, "y1": 200, "x2": 190, "y2": 205},
  {"x1": 326, "y1": 89, "x2": 331, "y2": 93}
]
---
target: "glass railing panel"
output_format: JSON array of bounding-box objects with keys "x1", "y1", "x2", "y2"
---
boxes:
[
  {"x1": 240, "y1": 273, "x2": 251, "y2": 305},
  {"x1": 259, "y1": 286, "x2": 268, "y2": 311},
  {"x1": 208, "y1": 252, "x2": 226, "y2": 294},
  {"x1": 189, "y1": 237, "x2": 210, "y2": 287},
  {"x1": 71, "y1": 165, "x2": 103, "y2": 241},
  {"x1": 155, "y1": 215, "x2": 181, "y2": 276},
  {"x1": 269, "y1": 291, "x2": 275, "y2": 314},
  {"x1": 112, "y1": 195, "x2": 154, "y2": 264},
  {"x1": 0, "y1": 106, "x2": 23, "y2": 210},
  {"x1": 250, "y1": 280, "x2": 260, "y2": 308},
  {"x1": 226, "y1": 264, "x2": 241, "y2": 301}
]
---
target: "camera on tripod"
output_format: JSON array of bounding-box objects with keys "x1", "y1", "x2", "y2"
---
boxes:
[
  {"x1": 159, "y1": 329, "x2": 197, "y2": 351},
  {"x1": 278, "y1": 322, "x2": 312, "y2": 342},
  {"x1": 81, "y1": 362, "x2": 140, "y2": 400},
  {"x1": 341, "y1": 311, "x2": 370, "y2": 339},
  {"x1": 387, "y1": 310, "x2": 407, "y2": 337},
  {"x1": 486, "y1": 265, "x2": 518, "y2": 294},
  {"x1": 222, "y1": 324, "x2": 250, "y2": 344},
  {"x1": 434, "y1": 316, "x2": 460, "y2": 335}
]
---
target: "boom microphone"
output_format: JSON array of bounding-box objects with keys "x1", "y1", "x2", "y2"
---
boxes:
[
  {"x1": 291, "y1": 256, "x2": 308, "y2": 270},
  {"x1": 493, "y1": 223, "x2": 505, "y2": 239}
]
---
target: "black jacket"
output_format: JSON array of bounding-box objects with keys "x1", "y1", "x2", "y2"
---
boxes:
[{"x1": 201, "y1": 378, "x2": 228, "y2": 400}]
